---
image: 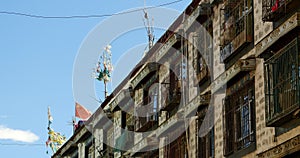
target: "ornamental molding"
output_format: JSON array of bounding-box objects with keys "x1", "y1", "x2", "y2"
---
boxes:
[
  {"x1": 211, "y1": 58, "x2": 256, "y2": 93},
  {"x1": 255, "y1": 12, "x2": 300, "y2": 57},
  {"x1": 110, "y1": 89, "x2": 130, "y2": 111},
  {"x1": 184, "y1": 93, "x2": 211, "y2": 118},
  {"x1": 131, "y1": 63, "x2": 158, "y2": 89},
  {"x1": 257, "y1": 134, "x2": 300, "y2": 158},
  {"x1": 156, "y1": 34, "x2": 177, "y2": 62},
  {"x1": 59, "y1": 127, "x2": 89, "y2": 155},
  {"x1": 183, "y1": 5, "x2": 200, "y2": 31}
]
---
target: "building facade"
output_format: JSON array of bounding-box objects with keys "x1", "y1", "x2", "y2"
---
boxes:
[{"x1": 52, "y1": 0, "x2": 300, "y2": 157}]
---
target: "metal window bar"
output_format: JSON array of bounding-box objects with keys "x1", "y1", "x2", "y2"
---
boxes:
[
  {"x1": 135, "y1": 95, "x2": 159, "y2": 129},
  {"x1": 262, "y1": 0, "x2": 289, "y2": 21},
  {"x1": 220, "y1": 0, "x2": 253, "y2": 62},
  {"x1": 224, "y1": 80, "x2": 255, "y2": 155},
  {"x1": 236, "y1": 91, "x2": 255, "y2": 149},
  {"x1": 265, "y1": 38, "x2": 300, "y2": 123},
  {"x1": 221, "y1": 0, "x2": 252, "y2": 47}
]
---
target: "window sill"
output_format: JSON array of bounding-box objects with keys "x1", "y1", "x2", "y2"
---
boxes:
[{"x1": 225, "y1": 143, "x2": 256, "y2": 158}]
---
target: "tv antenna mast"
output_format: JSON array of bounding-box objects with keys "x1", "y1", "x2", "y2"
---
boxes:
[{"x1": 143, "y1": 0, "x2": 154, "y2": 50}]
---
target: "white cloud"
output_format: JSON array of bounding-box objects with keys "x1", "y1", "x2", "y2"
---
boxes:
[{"x1": 0, "y1": 126, "x2": 39, "y2": 143}]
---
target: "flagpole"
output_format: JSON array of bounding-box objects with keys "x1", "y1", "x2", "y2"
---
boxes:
[{"x1": 104, "y1": 80, "x2": 107, "y2": 98}]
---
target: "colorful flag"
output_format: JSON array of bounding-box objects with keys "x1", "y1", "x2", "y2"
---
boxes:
[
  {"x1": 46, "y1": 107, "x2": 66, "y2": 155},
  {"x1": 75, "y1": 102, "x2": 92, "y2": 120}
]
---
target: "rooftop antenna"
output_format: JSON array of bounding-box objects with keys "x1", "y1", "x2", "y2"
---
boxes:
[{"x1": 143, "y1": 0, "x2": 154, "y2": 51}]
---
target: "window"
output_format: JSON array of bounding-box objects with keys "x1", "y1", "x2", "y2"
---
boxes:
[
  {"x1": 149, "y1": 85, "x2": 158, "y2": 113},
  {"x1": 223, "y1": 79, "x2": 255, "y2": 156},
  {"x1": 198, "y1": 128, "x2": 214, "y2": 158},
  {"x1": 262, "y1": 0, "x2": 287, "y2": 21},
  {"x1": 262, "y1": 0, "x2": 300, "y2": 22},
  {"x1": 220, "y1": 0, "x2": 253, "y2": 62},
  {"x1": 135, "y1": 84, "x2": 159, "y2": 132},
  {"x1": 160, "y1": 62, "x2": 181, "y2": 112},
  {"x1": 197, "y1": 106, "x2": 214, "y2": 158},
  {"x1": 265, "y1": 38, "x2": 300, "y2": 126},
  {"x1": 192, "y1": 18, "x2": 212, "y2": 85},
  {"x1": 164, "y1": 134, "x2": 187, "y2": 158}
]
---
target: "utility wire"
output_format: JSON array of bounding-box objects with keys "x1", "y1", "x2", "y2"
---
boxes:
[
  {"x1": 0, "y1": 142, "x2": 44, "y2": 146},
  {"x1": 0, "y1": 0, "x2": 183, "y2": 19}
]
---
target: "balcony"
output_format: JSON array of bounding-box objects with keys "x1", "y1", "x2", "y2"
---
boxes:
[
  {"x1": 135, "y1": 113, "x2": 158, "y2": 132},
  {"x1": 262, "y1": 0, "x2": 300, "y2": 22},
  {"x1": 160, "y1": 85, "x2": 182, "y2": 112},
  {"x1": 265, "y1": 37, "x2": 300, "y2": 126},
  {"x1": 220, "y1": 0, "x2": 253, "y2": 62},
  {"x1": 131, "y1": 135, "x2": 159, "y2": 156},
  {"x1": 161, "y1": 92, "x2": 181, "y2": 112},
  {"x1": 134, "y1": 95, "x2": 159, "y2": 132}
]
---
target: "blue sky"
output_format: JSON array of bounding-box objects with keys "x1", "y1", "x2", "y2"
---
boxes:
[{"x1": 0, "y1": 0, "x2": 189, "y2": 157}]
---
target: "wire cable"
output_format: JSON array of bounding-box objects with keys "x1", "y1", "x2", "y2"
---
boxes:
[
  {"x1": 0, "y1": 142, "x2": 44, "y2": 146},
  {"x1": 0, "y1": 0, "x2": 183, "y2": 19}
]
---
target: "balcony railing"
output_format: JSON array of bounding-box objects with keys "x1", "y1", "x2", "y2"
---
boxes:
[
  {"x1": 265, "y1": 37, "x2": 300, "y2": 126},
  {"x1": 131, "y1": 135, "x2": 158, "y2": 156},
  {"x1": 262, "y1": 0, "x2": 297, "y2": 21},
  {"x1": 160, "y1": 84, "x2": 182, "y2": 112},
  {"x1": 134, "y1": 95, "x2": 158, "y2": 132},
  {"x1": 195, "y1": 64, "x2": 210, "y2": 85},
  {"x1": 135, "y1": 113, "x2": 158, "y2": 132},
  {"x1": 162, "y1": 92, "x2": 181, "y2": 112},
  {"x1": 220, "y1": 0, "x2": 253, "y2": 62}
]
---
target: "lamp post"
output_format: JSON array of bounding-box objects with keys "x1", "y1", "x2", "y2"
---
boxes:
[{"x1": 94, "y1": 44, "x2": 113, "y2": 98}]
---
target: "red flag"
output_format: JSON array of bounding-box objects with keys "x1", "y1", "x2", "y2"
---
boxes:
[{"x1": 75, "y1": 102, "x2": 91, "y2": 120}]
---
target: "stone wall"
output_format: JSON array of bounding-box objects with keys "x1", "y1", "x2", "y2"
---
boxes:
[
  {"x1": 212, "y1": 3, "x2": 225, "y2": 158},
  {"x1": 213, "y1": 93, "x2": 225, "y2": 158},
  {"x1": 253, "y1": 0, "x2": 273, "y2": 45},
  {"x1": 254, "y1": 58, "x2": 276, "y2": 154}
]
